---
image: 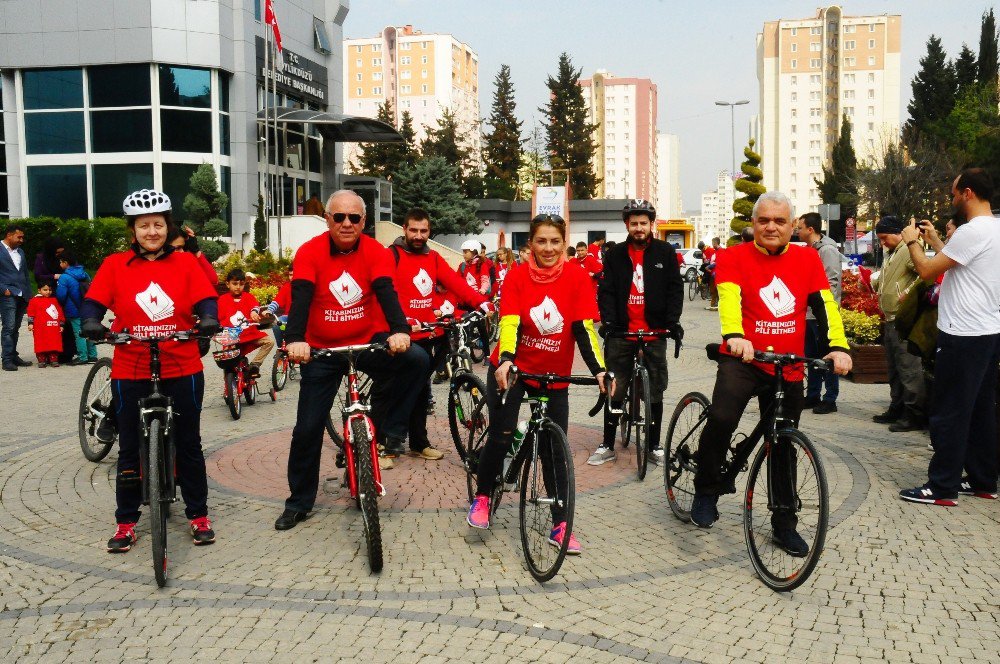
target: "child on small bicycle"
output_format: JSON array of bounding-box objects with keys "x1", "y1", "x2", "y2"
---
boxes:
[{"x1": 218, "y1": 269, "x2": 274, "y2": 377}]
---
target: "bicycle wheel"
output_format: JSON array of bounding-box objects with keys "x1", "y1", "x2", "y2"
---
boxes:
[
  {"x1": 664, "y1": 392, "x2": 710, "y2": 522},
  {"x1": 448, "y1": 373, "x2": 489, "y2": 500},
  {"x1": 352, "y1": 418, "x2": 383, "y2": 573},
  {"x1": 618, "y1": 382, "x2": 632, "y2": 449},
  {"x1": 633, "y1": 366, "x2": 652, "y2": 481},
  {"x1": 243, "y1": 368, "x2": 257, "y2": 406},
  {"x1": 700, "y1": 281, "x2": 710, "y2": 301},
  {"x1": 468, "y1": 326, "x2": 486, "y2": 364},
  {"x1": 744, "y1": 428, "x2": 828, "y2": 592},
  {"x1": 224, "y1": 372, "x2": 241, "y2": 420},
  {"x1": 271, "y1": 353, "x2": 289, "y2": 392},
  {"x1": 687, "y1": 278, "x2": 696, "y2": 301},
  {"x1": 148, "y1": 419, "x2": 168, "y2": 588},
  {"x1": 519, "y1": 421, "x2": 575, "y2": 583},
  {"x1": 79, "y1": 358, "x2": 115, "y2": 462}
]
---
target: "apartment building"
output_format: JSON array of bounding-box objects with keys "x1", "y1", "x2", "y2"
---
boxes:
[
  {"x1": 579, "y1": 70, "x2": 657, "y2": 202},
  {"x1": 656, "y1": 132, "x2": 682, "y2": 218},
  {"x1": 757, "y1": 6, "x2": 901, "y2": 215},
  {"x1": 343, "y1": 25, "x2": 479, "y2": 171},
  {"x1": 699, "y1": 170, "x2": 736, "y2": 243}
]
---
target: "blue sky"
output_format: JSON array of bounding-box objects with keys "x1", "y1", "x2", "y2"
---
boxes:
[{"x1": 343, "y1": 1, "x2": 989, "y2": 210}]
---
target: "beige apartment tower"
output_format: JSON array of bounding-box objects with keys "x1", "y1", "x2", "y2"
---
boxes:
[
  {"x1": 757, "y1": 6, "x2": 901, "y2": 216},
  {"x1": 343, "y1": 25, "x2": 480, "y2": 171}
]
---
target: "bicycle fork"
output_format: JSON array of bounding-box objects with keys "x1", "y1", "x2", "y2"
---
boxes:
[
  {"x1": 137, "y1": 398, "x2": 176, "y2": 505},
  {"x1": 343, "y1": 414, "x2": 385, "y2": 498}
]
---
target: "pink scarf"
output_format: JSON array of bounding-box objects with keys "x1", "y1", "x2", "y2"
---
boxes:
[{"x1": 526, "y1": 253, "x2": 566, "y2": 284}]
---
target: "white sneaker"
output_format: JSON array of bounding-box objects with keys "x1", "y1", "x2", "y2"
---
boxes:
[
  {"x1": 650, "y1": 448, "x2": 665, "y2": 465},
  {"x1": 587, "y1": 446, "x2": 616, "y2": 465}
]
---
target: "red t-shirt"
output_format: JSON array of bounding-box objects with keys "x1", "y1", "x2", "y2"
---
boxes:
[
  {"x1": 715, "y1": 242, "x2": 831, "y2": 380},
  {"x1": 489, "y1": 262, "x2": 598, "y2": 386},
  {"x1": 676, "y1": 252, "x2": 684, "y2": 267},
  {"x1": 626, "y1": 244, "x2": 649, "y2": 332},
  {"x1": 273, "y1": 281, "x2": 291, "y2": 313},
  {"x1": 87, "y1": 250, "x2": 218, "y2": 379},
  {"x1": 588, "y1": 243, "x2": 604, "y2": 264},
  {"x1": 460, "y1": 258, "x2": 491, "y2": 294},
  {"x1": 196, "y1": 253, "x2": 219, "y2": 284},
  {"x1": 293, "y1": 233, "x2": 394, "y2": 347},
  {"x1": 218, "y1": 292, "x2": 266, "y2": 344},
  {"x1": 26, "y1": 295, "x2": 64, "y2": 353},
  {"x1": 392, "y1": 247, "x2": 486, "y2": 340},
  {"x1": 703, "y1": 246, "x2": 716, "y2": 263}
]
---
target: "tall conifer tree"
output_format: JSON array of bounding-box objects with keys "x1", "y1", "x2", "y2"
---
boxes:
[
  {"x1": 482, "y1": 65, "x2": 523, "y2": 200},
  {"x1": 904, "y1": 36, "x2": 957, "y2": 148},
  {"x1": 540, "y1": 53, "x2": 600, "y2": 199}
]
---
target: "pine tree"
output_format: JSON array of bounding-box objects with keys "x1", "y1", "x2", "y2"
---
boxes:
[
  {"x1": 253, "y1": 192, "x2": 267, "y2": 252},
  {"x1": 814, "y1": 116, "x2": 859, "y2": 240},
  {"x1": 977, "y1": 9, "x2": 999, "y2": 92},
  {"x1": 482, "y1": 65, "x2": 523, "y2": 200},
  {"x1": 398, "y1": 110, "x2": 418, "y2": 171},
  {"x1": 421, "y1": 108, "x2": 474, "y2": 173},
  {"x1": 182, "y1": 163, "x2": 230, "y2": 261},
  {"x1": 353, "y1": 100, "x2": 410, "y2": 180},
  {"x1": 904, "y1": 36, "x2": 957, "y2": 148},
  {"x1": 540, "y1": 53, "x2": 600, "y2": 199},
  {"x1": 954, "y1": 43, "x2": 979, "y2": 94},
  {"x1": 729, "y1": 138, "x2": 765, "y2": 244},
  {"x1": 391, "y1": 156, "x2": 482, "y2": 236}
]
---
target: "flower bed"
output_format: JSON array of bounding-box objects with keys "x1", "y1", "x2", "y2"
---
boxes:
[{"x1": 840, "y1": 270, "x2": 888, "y2": 383}]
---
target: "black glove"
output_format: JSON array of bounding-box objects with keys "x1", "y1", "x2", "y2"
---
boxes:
[
  {"x1": 196, "y1": 315, "x2": 220, "y2": 337},
  {"x1": 184, "y1": 233, "x2": 200, "y2": 254},
  {"x1": 81, "y1": 318, "x2": 109, "y2": 341},
  {"x1": 668, "y1": 323, "x2": 684, "y2": 343}
]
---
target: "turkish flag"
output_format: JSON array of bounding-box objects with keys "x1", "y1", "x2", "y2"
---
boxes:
[{"x1": 264, "y1": 0, "x2": 284, "y2": 67}]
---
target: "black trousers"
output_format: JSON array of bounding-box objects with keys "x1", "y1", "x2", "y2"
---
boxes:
[
  {"x1": 284, "y1": 341, "x2": 429, "y2": 512},
  {"x1": 693, "y1": 356, "x2": 804, "y2": 529},
  {"x1": 602, "y1": 336, "x2": 668, "y2": 449},
  {"x1": 475, "y1": 366, "x2": 570, "y2": 524},
  {"x1": 407, "y1": 336, "x2": 449, "y2": 450},
  {"x1": 112, "y1": 373, "x2": 207, "y2": 524},
  {"x1": 926, "y1": 332, "x2": 1000, "y2": 494}
]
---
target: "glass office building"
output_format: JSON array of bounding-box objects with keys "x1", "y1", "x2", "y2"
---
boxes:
[{"x1": 0, "y1": 0, "x2": 349, "y2": 246}]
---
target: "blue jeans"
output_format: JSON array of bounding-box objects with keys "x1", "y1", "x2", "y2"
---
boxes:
[
  {"x1": 805, "y1": 319, "x2": 839, "y2": 403},
  {"x1": 68, "y1": 317, "x2": 98, "y2": 360},
  {"x1": 284, "y1": 339, "x2": 429, "y2": 512},
  {"x1": 0, "y1": 294, "x2": 27, "y2": 364}
]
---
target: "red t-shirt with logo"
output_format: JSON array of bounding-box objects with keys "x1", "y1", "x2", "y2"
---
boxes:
[
  {"x1": 218, "y1": 292, "x2": 266, "y2": 344},
  {"x1": 87, "y1": 250, "x2": 218, "y2": 379},
  {"x1": 273, "y1": 281, "x2": 291, "y2": 313},
  {"x1": 489, "y1": 262, "x2": 598, "y2": 385},
  {"x1": 26, "y1": 295, "x2": 64, "y2": 353},
  {"x1": 715, "y1": 242, "x2": 831, "y2": 380},
  {"x1": 293, "y1": 233, "x2": 394, "y2": 347},
  {"x1": 392, "y1": 247, "x2": 486, "y2": 340},
  {"x1": 626, "y1": 244, "x2": 650, "y2": 332}
]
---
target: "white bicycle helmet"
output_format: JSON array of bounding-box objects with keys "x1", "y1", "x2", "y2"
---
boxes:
[
  {"x1": 123, "y1": 189, "x2": 172, "y2": 217},
  {"x1": 460, "y1": 240, "x2": 481, "y2": 253}
]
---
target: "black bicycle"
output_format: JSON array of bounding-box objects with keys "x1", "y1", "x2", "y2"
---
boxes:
[
  {"x1": 664, "y1": 343, "x2": 830, "y2": 592},
  {"x1": 79, "y1": 357, "x2": 116, "y2": 462},
  {"x1": 99, "y1": 329, "x2": 204, "y2": 587}
]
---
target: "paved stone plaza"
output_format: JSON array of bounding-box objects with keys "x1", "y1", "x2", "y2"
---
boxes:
[{"x1": 0, "y1": 306, "x2": 997, "y2": 663}]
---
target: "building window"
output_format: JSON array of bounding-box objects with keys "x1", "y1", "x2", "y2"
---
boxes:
[
  {"x1": 791, "y1": 124, "x2": 797, "y2": 134},
  {"x1": 791, "y1": 92, "x2": 798, "y2": 101},
  {"x1": 92, "y1": 110, "x2": 153, "y2": 152},
  {"x1": 811, "y1": 123, "x2": 821, "y2": 133},
  {"x1": 421, "y1": 84, "x2": 428, "y2": 93},
  {"x1": 355, "y1": 73, "x2": 362, "y2": 82},
  {"x1": 790, "y1": 43, "x2": 797, "y2": 52},
  {"x1": 810, "y1": 42, "x2": 821, "y2": 51},
  {"x1": 28, "y1": 165, "x2": 88, "y2": 217},
  {"x1": 845, "y1": 40, "x2": 855, "y2": 50},
  {"x1": 810, "y1": 74, "x2": 821, "y2": 84},
  {"x1": 870, "y1": 24, "x2": 876, "y2": 32},
  {"x1": 810, "y1": 27, "x2": 821, "y2": 35},
  {"x1": 845, "y1": 106, "x2": 854, "y2": 116},
  {"x1": 868, "y1": 106, "x2": 875, "y2": 116},
  {"x1": 790, "y1": 140, "x2": 797, "y2": 149},
  {"x1": 844, "y1": 90, "x2": 855, "y2": 99},
  {"x1": 791, "y1": 108, "x2": 797, "y2": 117},
  {"x1": 25, "y1": 112, "x2": 85, "y2": 155},
  {"x1": 159, "y1": 66, "x2": 210, "y2": 108},
  {"x1": 810, "y1": 58, "x2": 821, "y2": 68},
  {"x1": 867, "y1": 89, "x2": 876, "y2": 99},
  {"x1": 254, "y1": 0, "x2": 261, "y2": 21},
  {"x1": 844, "y1": 73, "x2": 855, "y2": 83},
  {"x1": 401, "y1": 85, "x2": 411, "y2": 94},
  {"x1": 161, "y1": 109, "x2": 211, "y2": 152},
  {"x1": 810, "y1": 140, "x2": 820, "y2": 149},
  {"x1": 791, "y1": 27, "x2": 797, "y2": 36},
  {"x1": 313, "y1": 17, "x2": 332, "y2": 54},
  {"x1": 372, "y1": 58, "x2": 381, "y2": 67},
  {"x1": 356, "y1": 45, "x2": 362, "y2": 53},
  {"x1": 868, "y1": 56, "x2": 876, "y2": 66},
  {"x1": 400, "y1": 70, "x2": 410, "y2": 80},
  {"x1": 810, "y1": 107, "x2": 821, "y2": 117},
  {"x1": 868, "y1": 39, "x2": 876, "y2": 49},
  {"x1": 868, "y1": 72, "x2": 876, "y2": 83},
  {"x1": 372, "y1": 72, "x2": 382, "y2": 81},
  {"x1": 809, "y1": 156, "x2": 819, "y2": 166},
  {"x1": 23, "y1": 68, "x2": 83, "y2": 109},
  {"x1": 790, "y1": 59, "x2": 797, "y2": 69},
  {"x1": 372, "y1": 86, "x2": 382, "y2": 95},
  {"x1": 355, "y1": 87, "x2": 362, "y2": 96},
  {"x1": 845, "y1": 57, "x2": 856, "y2": 67},
  {"x1": 868, "y1": 122, "x2": 875, "y2": 131},
  {"x1": 400, "y1": 42, "x2": 411, "y2": 51},
  {"x1": 790, "y1": 157, "x2": 797, "y2": 167},
  {"x1": 421, "y1": 69, "x2": 428, "y2": 79},
  {"x1": 845, "y1": 24, "x2": 856, "y2": 33},
  {"x1": 92, "y1": 163, "x2": 154, "y2": 217},
  {"x1": 791, "y1": 75, "x2": 797, "y2": 84},
  {"x1": 372, "y1": 44, "x2": 380, "y2": 52},
  {"x1": 400, "y1": 56, "x2": 411, "y2": 65}
]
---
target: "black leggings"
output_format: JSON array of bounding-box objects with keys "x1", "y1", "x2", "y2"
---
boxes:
[{"x1": 475, "y1": 366, "x2": 570, "y2": 524}]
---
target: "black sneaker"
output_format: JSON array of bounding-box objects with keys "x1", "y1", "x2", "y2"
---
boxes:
[
  {"x1": 690, "y1": 493, "x2": 719, "y2": 528},
  {"x1": 384, "y1": 436, "x2": 406, "y2": 457},
  {"x1": 812, "y1": 402, "x2": 837, "y2": 414},
  {"x1": 96, "y1": 416, "x2": 117, "y2": 444},
  {"x1": 190, "y1": 516, "x2": 216, "y2": 545},
  {"x1": 107, "y1": 522, "x2": 137, "y2": 553},
  {"x1": 958, "y1": 478, "x2": 998, "y2": 500},
  {"x1": 899, "y1": 485, "x2": 958, "y2": 506},
  {"x1": 803, "y1": 395, "x2": 820, "y2": 408},
  {"x1": 872, "y1": 409, "x2": 901, "y2": 424},
  {"x1": 772, "y1": 528, "x2": 809, "y2": 557}
]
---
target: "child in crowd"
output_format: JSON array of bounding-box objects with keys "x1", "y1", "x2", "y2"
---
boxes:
[
  {"x1": 26, "y1": 280, "x2": 65, "y2": 367},
  {"x1": 217, "y1": 268, "x2": 274, "y2": 377},
  {"x1": 57, "y1": 251, "x2": 98, "y2": 364}
]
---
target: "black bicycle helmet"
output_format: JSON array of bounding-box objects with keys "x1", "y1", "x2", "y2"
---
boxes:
[{"x1": 622, "y1": 198, "x2": 656, "y2": 222}]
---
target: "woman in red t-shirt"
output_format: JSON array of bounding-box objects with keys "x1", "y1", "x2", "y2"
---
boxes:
[
  {"x1": 80, "y1": 189, "x2": 220, "y2": 554},
  {"x1": 466, "y1": 215, "x2": 609, "y2": 554}
]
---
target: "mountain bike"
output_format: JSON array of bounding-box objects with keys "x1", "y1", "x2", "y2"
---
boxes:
[
  {"x1": 313, "y1": 343, "x2": 388, "y2": 573},
  {"x1": 469, "y1": 367, "x2": 608, "y2": 582},
  {"x1": 664, "y1": 343, "x2": 831, "y2": 592},
  {"x1": 270, "y1": 321, "x2": 300, "y2": 392},
  {"x1": 79, "y1": 357, "x2": 116, "y2": 462},
  {"x1": 211, "y1": 323, "x2": 276, "y2": 420},
  {"x1": 99, "y1": 328, "x2": 204, "y2": 587}
]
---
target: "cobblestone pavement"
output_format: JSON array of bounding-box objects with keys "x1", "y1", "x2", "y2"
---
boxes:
[{"x1": 0, "y1": 305, "x2": 997, "y2": 663}]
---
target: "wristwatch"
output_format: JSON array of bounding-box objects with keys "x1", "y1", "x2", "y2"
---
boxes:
[{"x1": 906, "y1": 240, "x2": 919, "y2": 247}]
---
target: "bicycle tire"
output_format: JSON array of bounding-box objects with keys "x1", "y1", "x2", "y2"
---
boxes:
[
  {"x1": 224, "y1": 372, "x2": 241, "y2": 420},
  {"x1": 633, "y1": 366, "x2": 652, "y2": 481},
  {"x1": 519, "y1": 421, "x2": 575, "y2": 583},
  {"x1": 352, "y1": 418, "x2": 383, "y2": 573},
  {"x1": 148, "y1": 419, "x2": 168, "y2": 588},
  {"x1": 687, "y1": 278, "x2": 696, "y2": 301},
  {"x1": 448, "y1": 373, "x2": 489, "y2": 501},
  {"x1": 271, "y1": 354, "x2": 289, "y2": 392},
  {"x1": 468, "y1": 325, "x2": 486, "y2": 364},
  {"x1": 743, "y1": 428, "x2": 828, "y2": 592},
  {"x1": 243, "y1": 367, "x2": 257, "y2": 406},
  {"x1": 619, "y1": 383, "x2": 632, "y2": 449},
  {"x1": 79, "y1": 358, "x2": 115, "y2": 462},
  {"x1": 664, "y1": 391, "x2": 710, "y2": 522},
  {"x1": 700, "y1": 281, "x2": 710, "y2": 301}
]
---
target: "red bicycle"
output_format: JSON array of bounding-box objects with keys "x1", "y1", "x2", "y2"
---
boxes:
[
  {"x1": 313, "y1": 342, "x2": 387, "y2": 573},
  {"x1": 211, "y1": 323, "x2": 275, "y2": 420}
]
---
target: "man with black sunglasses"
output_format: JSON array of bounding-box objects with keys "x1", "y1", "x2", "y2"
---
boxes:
[{"x1": 274, "y1": 190, "x2": 429, "y2": 531}]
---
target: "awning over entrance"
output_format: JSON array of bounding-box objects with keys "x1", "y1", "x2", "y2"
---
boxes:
[{"x1": 256, "y1": 108, "x2": 403, "y2": 143}]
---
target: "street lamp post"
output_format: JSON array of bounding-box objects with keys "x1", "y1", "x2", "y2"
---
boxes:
[{"x1": 715, "y1": 99, "x2": 750, "y2": 176}]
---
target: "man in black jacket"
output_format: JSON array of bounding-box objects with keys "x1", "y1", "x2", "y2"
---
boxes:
[{"x1": 590, "y1": 199, "x2": 684, "y2": 466}]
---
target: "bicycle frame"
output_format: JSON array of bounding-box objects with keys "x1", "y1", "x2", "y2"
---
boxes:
[{"x1": 331, "y1": 348, "x2": 385, "y2": 499}]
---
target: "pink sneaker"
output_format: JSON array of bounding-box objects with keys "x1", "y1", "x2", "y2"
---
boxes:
[
  {"x1": 548, "y1": 521, "x2": 581, "y2": 555},
  {"x1": 467, "y1": 494, "x2": 490, "y2": 529}
]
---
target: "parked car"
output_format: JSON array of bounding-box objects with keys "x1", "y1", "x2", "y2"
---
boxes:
[{"x1": 676, "y1": 248, "x2": 704, "y2": 282}]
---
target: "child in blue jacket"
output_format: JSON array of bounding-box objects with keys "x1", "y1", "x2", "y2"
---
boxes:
[{"x1": 57, "y1": 251, "x2": 98, "y2": 364}]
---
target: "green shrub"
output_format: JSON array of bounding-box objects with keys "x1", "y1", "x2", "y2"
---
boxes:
[
  {"x1": 841, "y1": 308, "x2": 882, "y2": 345},
  {"x1": 13, "y1": 216, "x2": 130, "y2": 273}
]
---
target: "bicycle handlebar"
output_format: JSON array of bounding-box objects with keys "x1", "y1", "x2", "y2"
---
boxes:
[
  {"x1": 418, "y1": 309, "x2": 486, "y2": 332},
  {"x1": 606, "y1": 329, "x2": 683, "y2": 359},
  {"x1": 706, "y1": 342, "x2": 833, "y2": 372},
  {"x1": 100, "y1": 328, "x2": 203, "y2": 344},
  {"x1": 311, "y1": 342, "x2": 388, "y2": 358},
  {"x1": 500, "y1": 365, "x2": 613, "y2": 416}
]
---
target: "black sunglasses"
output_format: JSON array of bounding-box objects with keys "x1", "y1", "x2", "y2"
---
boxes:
[
  {"x1": 531, "y1": 214, "x2": 565, "y2": 224},
  {"x1": 326, "y1": 212, "x2": 363, "y2": 225}
]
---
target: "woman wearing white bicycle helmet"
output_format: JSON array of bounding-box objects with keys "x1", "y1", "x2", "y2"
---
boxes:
[{"x1": 79, "y1": 189, "x2": 221, "y2": 553}]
